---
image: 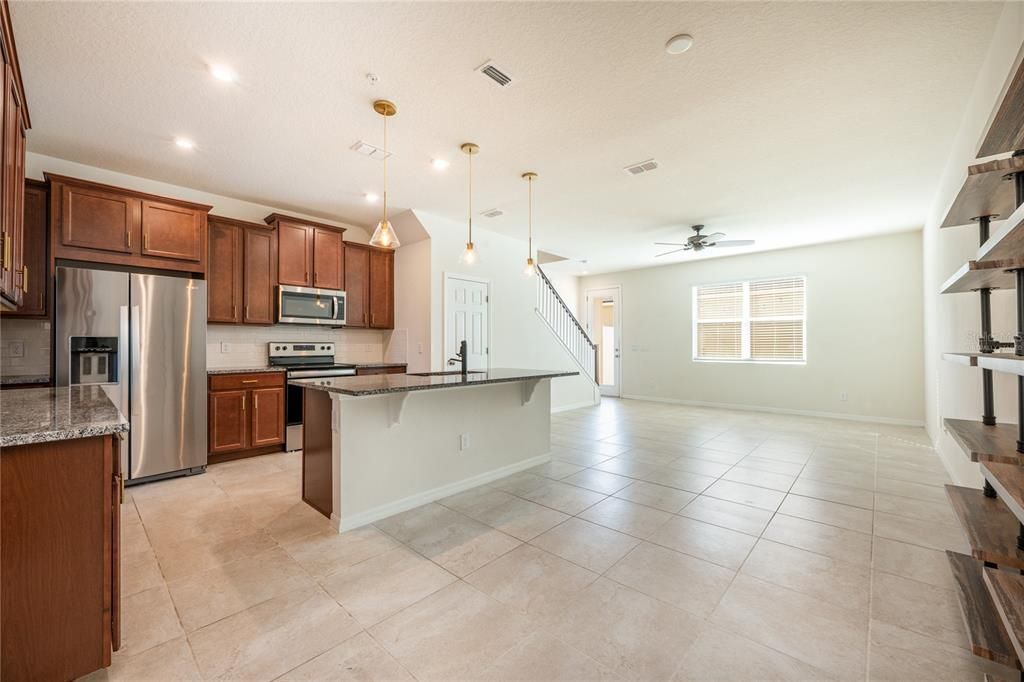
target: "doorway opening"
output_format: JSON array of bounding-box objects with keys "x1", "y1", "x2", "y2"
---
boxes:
[{"x1": 585, "y1": 286, "x2": 621, "y2": 397}]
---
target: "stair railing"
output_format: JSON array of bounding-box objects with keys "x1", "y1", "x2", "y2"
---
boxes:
[{"x1": 536, "y1": 265, "x2": 598, "y2": 383}]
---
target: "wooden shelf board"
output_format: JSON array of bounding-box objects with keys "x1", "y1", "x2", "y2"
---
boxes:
[
  {"x1": 944, "y1": 352, "x2": 981, "y2": 367},
  {"x1": 978, "y1": 354, "x2": 1024, "y2": 377},
  {"x1": 942, "y1": 156, "x2": 1024, "y2": 229},
  {"x1": 940, "y1": 259, "x2": 1024, "y2": 294},
  {"x1": 979, "y1": 202, "x2": 1024, "y2": 263},
  {"x1": 946, "y1": 485, "x2": 1024, "y2": 571},
  {"x1": 978, "y1": 48, "x2": 1024, "y2": 158},
  {"x1": 981, "y1": 461, "x2": 1024, "y2": 528},
  {"x1": 944, "y1": 419, "x2": 1024, "y2": 466},
  {"x1": 983, "y1": 567, "x2": 1024, "y2": 667},
  {"x1": 946, "y1": 551, "x2": 1021, "y2": 669}
]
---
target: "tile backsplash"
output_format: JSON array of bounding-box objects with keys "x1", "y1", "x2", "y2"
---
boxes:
[
  {"x1": 0, "y1": 318, "x2": 52, "y2": 378},
  {"x1": 206, "y1": 325, "x2": 400, "y2": 368}
]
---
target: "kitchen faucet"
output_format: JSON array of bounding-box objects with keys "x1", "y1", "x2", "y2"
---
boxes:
[{"x1": 447, "y1": 340, "x2": 468, "y2": 377}]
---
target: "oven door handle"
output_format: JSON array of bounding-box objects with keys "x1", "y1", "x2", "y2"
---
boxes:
[
  {"x1": 332, "y1": 296, "x2": 338, "y2": 321},
  {"x1": 287, "y1": 368, "x2": 357, "y2": 379}
]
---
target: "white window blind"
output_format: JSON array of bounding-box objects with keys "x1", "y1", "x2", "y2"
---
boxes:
[{"x1": 693, "y1": 276, "x2": 806, "y2": 363}]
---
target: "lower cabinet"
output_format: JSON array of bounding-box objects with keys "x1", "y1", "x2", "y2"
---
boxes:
[
  {"x1": 1, "y1": 433, "x2": 121, "y2": 681},
  {"x1": 208, "y1": 372, "x2": 285, "y2": 459}
]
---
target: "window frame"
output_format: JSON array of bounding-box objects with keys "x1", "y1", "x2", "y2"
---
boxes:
[{"x1": 691, "y1": 275, "x2": 807, "y2": 365}]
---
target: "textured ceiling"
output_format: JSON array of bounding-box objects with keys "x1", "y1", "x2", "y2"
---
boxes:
[{"x1": 10, "y1": 1, "x2": 1003, "y2": 273}]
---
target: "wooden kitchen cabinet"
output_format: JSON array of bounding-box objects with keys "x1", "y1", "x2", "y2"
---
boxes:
[
  {"x1": 344, "y1": 242, "x2": 370, "y2": 327},
  {"x1": 369, "y1": 247, "x2": 394, "y2": 329},
  {"x1": 208, "y1": 371, "x2": 286, "y2": 459},
  {"x1": 265, "y1": 213, "x2": 346, "y2": 289},
  {"x1": 48, "y1": 174, "x2": 212, "y2": 275},
  {"x1": 207, "y1": 216, "x2": 276, "y2": 325},
  {"x1": 0, "y1": 0, "x2": 30, "y2": 310},
  {"x1": 2, "y1": 179, "x2": 48, "y2": 317}
]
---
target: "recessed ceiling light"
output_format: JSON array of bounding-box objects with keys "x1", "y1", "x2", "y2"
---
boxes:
[
  {"x1": 431, "y1": 158, "x2": 450, "y2": 171},
  {"x1": 209, "y1": 64, "x2": 238, "y2": 83},
  {"x1": 174, "y1": 137, "x2": 195, "y2": 150},
  {"x1": 365, "y1": 192, "x2": 379, "y2": 203},
  {"x1": 665, "y1": 34, "x2": 694, "y2": 55}
]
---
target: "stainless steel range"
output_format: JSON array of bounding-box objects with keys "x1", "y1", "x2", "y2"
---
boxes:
[{"x1": 269, "y1": 342, "x2": 356, "y2": 451}]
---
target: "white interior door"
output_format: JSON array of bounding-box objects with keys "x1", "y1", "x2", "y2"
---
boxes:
[
  {"x1": 444, "y1": 274, "x2": 489, "y2": 371},
  {"x1": 585, "y1": 286, "x2": 621, "y2": 397}
]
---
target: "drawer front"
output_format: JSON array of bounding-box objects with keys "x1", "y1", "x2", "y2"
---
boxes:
[{"x1": 208, "y1": 372, "x2": 285, "y2": 391}]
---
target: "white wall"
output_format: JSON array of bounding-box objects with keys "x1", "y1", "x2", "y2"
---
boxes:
[
  {"x1": 405, "y1": 211, "x2": 598, "y2": 411},
  {"x1": 924, "y1": 4, "x2": 1024, "y2": 485},
  {"x1": 578, "y1": 231, "x2": 925, "y2": 424},
  {"x1": 392, "y1": 234, "x2": 432, "y2": 373}
]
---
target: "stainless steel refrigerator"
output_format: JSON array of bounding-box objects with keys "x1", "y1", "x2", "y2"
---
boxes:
[{"x1": 55, "y1": 266, "x2": 207, "y2": 483}]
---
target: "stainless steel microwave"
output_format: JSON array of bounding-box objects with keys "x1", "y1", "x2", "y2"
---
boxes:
[{"x1": 277, "y1": 285, "x2": 346, "y2": 325}]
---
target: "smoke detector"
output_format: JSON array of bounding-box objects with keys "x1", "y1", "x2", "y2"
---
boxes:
[
  {"x1": 623, "y1": 159, "x2": 659, "y2": 176},
  {"x1": 350, "y1": 140, "x2": 391, "y2": 160},
  {"x1": 480, "y1": 208, "x2": 504, "y2": 218},
  {"x1": 476, "y1": 60, "x2": 515, "y2": 88}
]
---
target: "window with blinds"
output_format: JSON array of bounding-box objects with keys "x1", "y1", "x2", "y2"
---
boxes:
[{"x1": 693, "y1": 276, "x2": 806, "y2": 363}]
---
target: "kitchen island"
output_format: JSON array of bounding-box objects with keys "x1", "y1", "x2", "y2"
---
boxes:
[{"x1": 291, "y1": 368, "x2": 578, "y2": 531}]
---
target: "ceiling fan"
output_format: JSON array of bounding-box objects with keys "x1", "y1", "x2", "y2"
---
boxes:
[{"x1": 655, "y1": 225, "x2": 755, "y2": 257}]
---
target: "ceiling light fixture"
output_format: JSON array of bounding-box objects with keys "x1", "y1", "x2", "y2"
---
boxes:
[
  {"x1": 522, "y1": 172, "x2": 537, "y2": 277},
  {"x1": 174, "y1": 137, "x2": 195, "y2": 150},
  {"x1": 368, "y1": 100, "x2": 401, "y2": 249},
  {"x1": 209, "y1": 64, "x2": 238, "y2": 83},
  {"x1": 365, "y1": 192, "x2": 379, "y2": 203},
  {"x1": 665, "y1": 33, "x2": 694, "y2": 55},
  {"x1": 431, "y1": 158, "x2": 450, "y2": 171},
  {"x1": 460, "y1": 143, "x2": 479, "y2": 264}
]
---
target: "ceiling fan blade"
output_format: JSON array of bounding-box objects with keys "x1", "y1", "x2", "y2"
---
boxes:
[
  {"x1": 653, "y1": 242, "x2": 687, "y2": 246},
  {"x1": 703, "y1": 232, "x2": 726, "y2": 243},
  {"x1": 655, "y1": 247, "x2": 689, "y2": 257},
  {"x1": 711, "y1": 240, "x2": 755, "y2": 247}
]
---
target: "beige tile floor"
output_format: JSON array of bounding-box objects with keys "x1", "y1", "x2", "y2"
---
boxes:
[{"x1": 85, "y1": 398, "x2": 1019, "y2": 681}]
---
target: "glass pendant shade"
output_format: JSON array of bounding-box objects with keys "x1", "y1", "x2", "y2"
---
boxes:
[
  {"x1": 461, "y1": 242, "x2": 476, "y2": 264},
  {"x1": 370, "y1": 218, "x2": 400, "y2": 248},
  {"x1": 524, "y1": 256, "x2": 536, "y2": 277}
]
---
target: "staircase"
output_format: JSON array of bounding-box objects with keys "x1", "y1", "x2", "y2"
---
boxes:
[{"x1": 535, "y1": 265, "x2": 598, "y2": 384}]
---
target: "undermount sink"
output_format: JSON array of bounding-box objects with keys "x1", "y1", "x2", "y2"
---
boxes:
[{"x1": 408, "y1": 370, "x2": 487, "y2": 377}]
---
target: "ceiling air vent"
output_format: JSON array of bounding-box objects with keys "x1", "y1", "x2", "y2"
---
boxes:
[
  {"x1": 623, "y1": 159, "x2": 658, "y2": 176},
  {"x1": 350, "y1": 140, "x2": 391, "y2": 160},
  {"x1": 481, "y1": 208, "x2": 504, "y2": 218},
  {"x1": 476, "y1": 60, "x2": 515, "y2": 88}
]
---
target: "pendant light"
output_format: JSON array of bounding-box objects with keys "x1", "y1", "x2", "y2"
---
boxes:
[
  {"x1": 522, "y1": 172, "x2": 537, "y2": 276},
  {"x1": 460, "y1": 143, "x2": 479, "y2": 264},
  {"x1": 368, "y1": 100, "x2": 401, "y2": 249}
]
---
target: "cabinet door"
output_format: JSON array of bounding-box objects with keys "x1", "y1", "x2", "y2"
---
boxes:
[
  {"x1": 207, "y1": 221, "x2": 242, "y2": 323},
  {"x1": 1, "y1": 74, "x2": 25, "y2": 308},
  {"x1": 312, "y1": 227, "x2": 343, "y2": 290},
  {"x1": 344, "y1": 244, "x2": 369, "y2": 327},
  {"x1": 369, "y1": 248, "x2": 394, "y2": 329},
  {"x1": 9, "y1": 182, "x2": 46, "y2": 316},
  {"x1": 208, "y1": 390, "x2": 248, "y2": 453},
  {"x1": 141, "y1": 200, "x2": 203, "y2": 262},
  {"x1": 250, "y1": 387, "x2": 284, "y2": 447},
  {"x1": 277, "y1": 221, "x2": 312, "y2": 286},
  {"x1": 60, "y1": 183, "x2": 138, "y2": 254},
  {"x1": 0, "y1": 63, "x2": 14, "y2": 304},
  {"x1": 10, "y1": 103, "x2": 25, "y2": 308},
  {"x1": 243, "y1": 227, "x2": 275, "y2": 324}
]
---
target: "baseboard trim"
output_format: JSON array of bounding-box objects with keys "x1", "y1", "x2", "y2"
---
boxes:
[
  {"x1": 619, "y1": 394, "x2": 924, "y2": 427},
  {"x1": 552, "y1": 399, "x2": 600, "y2": 414},
  {"x1": 333, "y1": 452, "x2": 552, "y2": 532}
]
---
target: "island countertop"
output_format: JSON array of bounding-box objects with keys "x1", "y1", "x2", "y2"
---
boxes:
[
  {"x1": 290, "y1": 368, "x2": 578, "y2": 396},
  {"x1": 1, "y1": 385, "x2": 129, "y2": 447}
]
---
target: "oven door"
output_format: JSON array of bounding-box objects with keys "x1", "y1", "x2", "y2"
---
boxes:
[{"x1": 277, "y1": 285, "x2": 346, "y2": 325}]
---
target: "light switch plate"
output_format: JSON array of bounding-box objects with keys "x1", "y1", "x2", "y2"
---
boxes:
[
  {"x1": 8, "y1": 340, "x2": 24, "y2": 358},
  {"x1": 220, "y1": 342, "x2": 232, "y2": 353}
]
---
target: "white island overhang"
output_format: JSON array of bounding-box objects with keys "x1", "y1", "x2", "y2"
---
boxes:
[{"x1": 291, "y1": 368, "x2": 579, "y2": 532}]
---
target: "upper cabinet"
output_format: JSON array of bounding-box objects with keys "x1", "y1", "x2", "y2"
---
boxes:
[
  {"x1": 1, "y1": 179, "x2": 47, "y2": 317},
  {"x1": 47, "y1": 174, "x2": 212, "y2": 275},
  {"x1": 0, "y1": 0, "x2": 30, "y2": 310},
  {"x1": 345, "y1": 242, "x2": 394, "y2": 330},
  {"x1": 368, "y1": 247, "x2": 394, "y2": 329},
  {"x1": 207, "y1": 216, "x2": 276, "y2": 325},
  {"x1": 265, "y1": 213, "x2": 345, "y2": 290}
]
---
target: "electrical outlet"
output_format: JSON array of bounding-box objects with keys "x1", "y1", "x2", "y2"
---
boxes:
[
  {"x1": 459, "y1": 433, "x2": 470, "y2": 451},
  {"x1": 220, "y1": 342, "x2": 232, "y2": 353},
  {"x1": 8, "y1": 340, "x2": 23, "y2": 358},
  {"x1": 417, "y1": 342, "x2": 424, "y2": 354},
  {"x1": 839, "y1": 392, "x2": 848, "y2": 402}
]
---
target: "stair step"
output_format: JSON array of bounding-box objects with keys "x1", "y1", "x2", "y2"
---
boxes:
[
  {"x1": 983, "y1": 567, "x2": 1024, "y2": 667},
  {"x1": 946, "y1": 551, "x2": 1021, "y2": 669},
  {"x1": 944, "y1": 419, "x2": 1024, "y2": 466},
  {"x1": 946, "y1": 485, "x2": 1024, "y2": 571},
  {"x1": 982, "y1": 462, "x2": 1024, "y2": 528}
]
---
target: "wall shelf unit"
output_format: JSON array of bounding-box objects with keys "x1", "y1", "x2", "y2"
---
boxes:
[
  {"x1": 946, "y1": 551, "x2": 1021, "y2": 670},
  {"x1": 944, "y1": 419, "x2": 1024, "y2": 466},
  {"x1": 946, "y1": 485, "x2": 1024, "y2": 571},
  {"x1": 941, "y1": 156, "x2": 1024, "y2": 228},
  {"x1": 941, "y1": 258, "x2": 1024, "y2": 294},
  {"x1": 979, "y1": 202, "x2": 1024, "y2": 262},
  {"x1": 983, "y1": 567, "x2": 1024, "y2": 666}
]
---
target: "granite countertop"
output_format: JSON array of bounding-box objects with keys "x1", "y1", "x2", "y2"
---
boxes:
[
  {"x1": 1, "y1": 385, "x2": 129, "y2": 447},
  {"x1": 290, "y1": 368, "x2": 578, "y2": 397},
  {"x1": 207, "y1": 367, "x2": 287, "y2": 375},
  {"x1": 1, "y1": 374, "x2": 50, "y2": 386}
]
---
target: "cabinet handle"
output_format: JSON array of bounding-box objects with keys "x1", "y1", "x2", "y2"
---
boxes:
[
  {"x1": 304, "y1": 271, "x2": 309, "y2": 282},
  {"x1": 364, "y1": 313, "x2": 368, "y2": 325},
  {"x1": 126, "y1": 230, "x2": 131, "y2": 249},
  {"x1": 232, "y1": 304, "x2": 237, "y2": 319},
  {"x1": 314, "y1": 272, "x2": 318, "y2": 285},
  {"x1": 2, "y1": 233, "x2": 9, "y2": 271},
  {"x1": 242, "y1": 395, "x2": 246, "y2": 411},
  {"x1": 245, "y1": 305, "x2": 250, "y2": 320},
  {"x1": 144, "y1": 231, "x2": 150, "y2": 250},
  {"x1": 254, "y1": 394, "x2": 259, "y2": 413},
  {"x1": 241, "y1": 379, "x2": 258, "y2": 384},
  {"x1": 371, "y1": 313, "x2": 375, "y2": 326},
  {"x1": 21, "y1": 265, "x2": 27, "y2": 294}
]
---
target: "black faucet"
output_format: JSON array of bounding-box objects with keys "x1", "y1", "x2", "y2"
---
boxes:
[{"x1": 447, "y1": 339, "x2": 468, "y2": 377}]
